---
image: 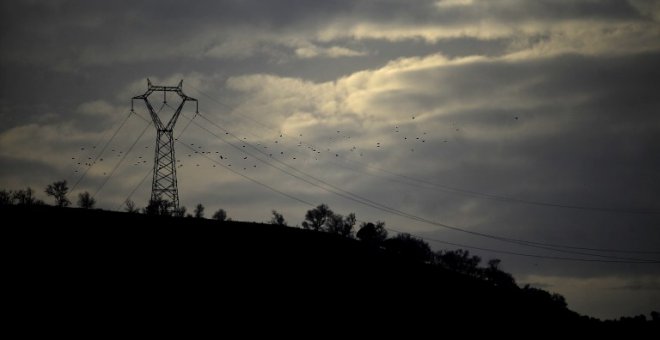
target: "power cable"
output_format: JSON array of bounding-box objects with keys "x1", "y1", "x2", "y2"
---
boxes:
[
  {"x1": 92, "y1": 120, "x2": 152, "y2": 199},
  {"x1": 187, "y1": 86, "x2": 660, "y2": 215},
  {"x1": 71, "y1": 110, "x2": 133, "y2": 193},
  {"x1": 91, "y1": 104, "x2": 164, "y2": 199},
  {"x1": 189, "y1": 111, "x2": 660, "y2": 259},
  {"x1": 386, "y1": 228, "x2": 659, "y2": 264}
]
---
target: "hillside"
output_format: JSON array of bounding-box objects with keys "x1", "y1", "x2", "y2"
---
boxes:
[{"x1": 3, "y1": 205, "x2": 656, "y2": 333}]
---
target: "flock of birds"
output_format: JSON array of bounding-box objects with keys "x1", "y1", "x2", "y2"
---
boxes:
[{"x1": 69, "y1": 113, "x2": 522, "y2": 187}]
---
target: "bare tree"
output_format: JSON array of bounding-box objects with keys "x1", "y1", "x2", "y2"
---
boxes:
[
  {"x1": 124, "y1": 199, "x2": 139, "y2": 213},
  {"x1": 172, "y1": 206, "x2": 187, "y2": 217},
  {"x1": 0, "y1": 189, "x2": 12, "y2": 205},
  {"x1": 77, "y1": 191, "x2": 96, "y2": 209},
  {"x1": 45, "y1": 180, "x2": 70, "y2": 207},
  {"x1": 270, "y1": 210, "x2": 287, "y2": 226},
  {"x1": 194, "y1": 203, "x2": 205, "y2": 218},
  {"x1": 13, "y1": 187, "x2": 39, "y2": 205}
]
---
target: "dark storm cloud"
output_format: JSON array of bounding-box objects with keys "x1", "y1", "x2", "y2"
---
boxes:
[
  {"x1": 471, "y1": 0, "x2": 641, "y2": 22},
  {"x1": 430, "y1": 53, "x2": 660, "y2": 208},
  {"x1": 0, "y1": 0, "x2": 355, "y2": 67},
  {"x1": 0, "y1": 0, "x2": 650, "y2": 68},
  {"x1": 1, "y1": 0, "x2": 657, "y2": 130}
]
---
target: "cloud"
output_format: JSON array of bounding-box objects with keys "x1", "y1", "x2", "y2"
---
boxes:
[
  {"x1": 435, "y1": 0, "x2": 474, "y2": 9},
  {"x1": 77, "y1": 100, "x2": 119, "y2": 117},
  {"x1": 629, "y1": 0, "x2": 660, "y2": 21},
  {"x1": 0, "y1": 123, "x2": 84, "y2": 167},
  {"x1": 295, "y1": 44, "x2": 366, "y2": 59},
  {"x1": 3, "y1": 0, "x2": 658, "y2": 71}
]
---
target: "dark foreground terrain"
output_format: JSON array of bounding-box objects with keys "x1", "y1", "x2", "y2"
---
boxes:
[{"x1": 4, "y1": 205, "x2": 657, "y2": 334}]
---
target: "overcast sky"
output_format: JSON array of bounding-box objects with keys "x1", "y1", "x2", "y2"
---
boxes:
[{"x1": 1, "y1": 0, "x2": 659, "y2": 319}]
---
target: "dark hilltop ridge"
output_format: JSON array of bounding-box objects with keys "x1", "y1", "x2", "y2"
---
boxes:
[{"x1": 4, "y1": 204, "x2": 657, "y2": 333}]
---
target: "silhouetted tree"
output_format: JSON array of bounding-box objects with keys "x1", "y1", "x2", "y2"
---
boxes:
[
  {"x1": 172, "y1": 206, "x2": 187, "y2": 217},
  {"x1": 618, "y1": 314, "x2": 648, "y2": 324},
  {"x1": 13, "y1": 187, "x2": 39, "y2": 205},
  {"x1": 143, "y1": 197, "x2": 172, "y2": 216},
  {"x1": 326, "y1": 214, "x2": 343, "y2": 233},
  {"x1": 0, "y1": 189, "x2": 12, "y2": 205},
  {"x1": 551, "y1": 292, "x2": 567, "y2": 309},
  {"x1": 212, "y1": 208, "x2": 227, "y2": 221},
  {"x1": 124, "y1": 199, "x2": 139, "y2": 213},
  {"x1": 651, "y1": 311, "x2": 659, "y2": 322},
  {"x1": 436, "y1": 249, "x2": 482, "y2": 277},
  {"x1": 77, "y1": 191, "x2": 96, "y2": 209},
  {"x1": 270, "y1": 210, "x2": 287, "y2": 226},
  {"x1": 356, "y1": 221, "x2": 388, "y2": 245},
  {"x1": 384, "y1": 233, "x2": 433, "y2": 263},
  {"x1": 302, "y1": 204, "x2": 333, "y2": 231},
  {"x1": 487, "y1": 258, "x2": 501, "y2": 270},
  {"x1": 482, "y1": 259, "x2": 517, "y2": 288},
  {"x1": 194, "y1": 203, "x2": 205, "y2": 218},
  {"x1": 326, "y1": 212, "x2": 356, "y2": 238},
  {"x1": 522, "y1": 285, "x2": 568, "y2": 310},
  {"x1": 45, "y1": 180, "x2": 70, "y2": 207}
]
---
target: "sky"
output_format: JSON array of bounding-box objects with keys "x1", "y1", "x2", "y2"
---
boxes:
[{"x1": 1, "y1": 0, "x2": 659, "y2": 319}]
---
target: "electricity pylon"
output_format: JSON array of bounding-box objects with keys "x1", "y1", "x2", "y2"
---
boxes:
[{"x1": 132, "y1": 79, "x2": 198, "y2": 211}]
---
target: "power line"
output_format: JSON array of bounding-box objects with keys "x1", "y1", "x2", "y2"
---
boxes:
[
  {"x1": 122, "y1": 109, "x2": 658, "y2": 263},
  {"x1": 181, "y1": 113, "x2": 362, "y2": 206},
  {"x1": 156, "y1": 116, "x2": 660, "y2": 263},
  {"x1": 126, "y1": 88, "x2": 659, "y2": 261},
  {"x1": 92, "y1": 118, "x2": 152, "y2": 199},
  {"x1": 71, "y1": 110, "x2": 133, "y2": 193},
  {"x1": 119, "y1": 168, "x2": 152, "y2": 211},
  {"x1": 372, "y1": 166, "x2": 660, "y2": 215},
  {"x1": 182, "y1": 89, "x2": 660, "y2": 254},
  {"x1": 386, "y1": 228, "x2": 659, "y2": 264},
  {"x1": 388, "y1": 227, "x2": 657, "y2": 262},
  {"x1": 187, "y1": 86, "x2": 660, "y2": 216},
  {"x1": 177, "y1": 141, "x2": 315, "y2": 207},
  {"x1": 187, "y1": 83, "x2": 275, "y2": 133},
  {"x1": 333, "y1": 160, "x2": 660, "y2": 255},
  {"x1": 188, "y1": 111, "x2": 660, "y2": 259},
  {"x1": 122, "y1": 109, "x2": 314, "y2": 209}
]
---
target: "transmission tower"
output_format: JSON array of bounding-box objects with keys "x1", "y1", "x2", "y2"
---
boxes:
[{"x1": 131, "y1": 79, "x2": 198, "y2": 211}]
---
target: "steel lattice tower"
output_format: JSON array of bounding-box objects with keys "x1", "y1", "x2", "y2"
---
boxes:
[{"x1": 132, "y1": 79, "x2": 198, "y2": 211}]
